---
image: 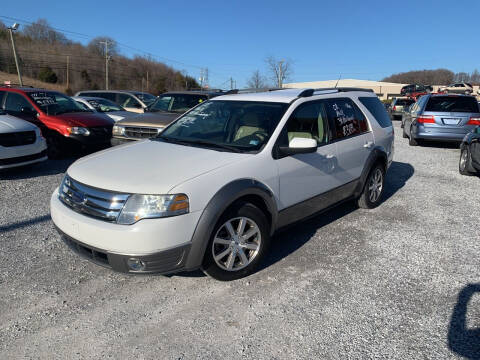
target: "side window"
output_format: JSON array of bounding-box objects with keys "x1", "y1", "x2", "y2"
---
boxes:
[
  {"x1": 0, "y1": 91, "x2": 6, "y2": 107},
  {"x1": 5, "y1": 93, "x2": 34, "y2": 112},
  {"x1": 117, "y1": 94, "x2": 141, "y2": 108},
  {"x1": 282, "y1": 101, "x2": 329, "y2": 146},
  {"x1": 358, "y1": 96, "x2": 392, "y2": 128},
  {"x1": 325, "y1": 98, "x2": 368, "y2": 139}
]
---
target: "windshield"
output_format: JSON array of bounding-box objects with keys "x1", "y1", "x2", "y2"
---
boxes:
[
  {"x1": 425, "y1": 96, "x2": 479, "y2": 113},
  {"x1": 149, "y1": 94, "x2": 208, "y2": 113},
  {"x1": 395, "y1": 99, "x2": 415, "y2": 106},
  {"x1": 28, "y1": 91, "x2": 89, "y2": 115},
  {"x1": 134, "y1": 92, "x2": 156, "y2": 106},
  {"x1": 87, "y1": 98, "x2": 123, "y2": 112},
  {"x1": 158, "y1": 100, "x2": 289, "y2": 153}
]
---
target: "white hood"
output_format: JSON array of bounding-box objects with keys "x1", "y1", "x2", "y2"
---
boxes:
[
  {"x1": 0, "y1": 114, "x2": 38, "y2": 133},
  {"x1": 67, "y1": 139, "x2": 249, "y2": 194}
]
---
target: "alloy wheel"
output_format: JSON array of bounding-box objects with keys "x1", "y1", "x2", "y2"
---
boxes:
[
  {"x1": 368, "y1": 168, "x2": 383, "y2": 203},
  {"x1": 212, "y1": 217, "x2": 261, "y2": 271}
]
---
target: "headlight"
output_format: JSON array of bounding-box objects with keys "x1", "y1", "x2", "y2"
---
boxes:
[
  {"x1": 117, "y1": 194, "x2": 189, "y2": 225},
  {"x1": 112, "y1": 125, "x2": 125, "y2": 136},
  {"x1": 66, "y1": 127, "x2": 90, "y2": 136}
]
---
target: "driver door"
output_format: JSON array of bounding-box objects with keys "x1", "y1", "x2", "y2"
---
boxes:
[
  {"x1": 275, "y1": 100, "x2": 342, "y2": 212},
  {"x1": 4, "y1": 92, "x2": 39, "y2": 126}
]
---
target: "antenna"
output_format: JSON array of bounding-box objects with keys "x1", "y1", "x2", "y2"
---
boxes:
[{"x1": 335, "y1": 75, "x2": 342, "y2": 88}]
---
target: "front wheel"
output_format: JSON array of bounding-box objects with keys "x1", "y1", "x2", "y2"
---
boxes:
[
  {"x1": 202, "y1": 202, "x2": 270, "y2": 281},
  {"x1": 358, "y1": 165, "x2": 385, "y2": 209}
]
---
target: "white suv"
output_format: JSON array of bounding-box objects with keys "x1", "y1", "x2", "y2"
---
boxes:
[{"x1": 50, "y1": 88, "x2": 394, "y2": 280}]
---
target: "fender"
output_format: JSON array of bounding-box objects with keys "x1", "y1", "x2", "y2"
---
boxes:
[
  {"x1": 353, "y1": 147, "x2": 388, "y2": 198},
  {"x1": 184, "y1": 179, "x2": 278, "y2": 270}
]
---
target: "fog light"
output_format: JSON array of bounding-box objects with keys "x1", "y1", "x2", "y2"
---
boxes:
[{"x1": 127, "y1": 258, "x2": 146, "y2": 271}]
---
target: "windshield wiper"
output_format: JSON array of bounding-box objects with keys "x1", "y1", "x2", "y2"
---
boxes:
[{"x1": 158, "y1": 137, "x2": 241, "y2": 152}]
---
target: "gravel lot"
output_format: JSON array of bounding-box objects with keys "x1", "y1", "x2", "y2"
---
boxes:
[{"x1": 1, "y1": 122, "x2": 479, "y2": 359}]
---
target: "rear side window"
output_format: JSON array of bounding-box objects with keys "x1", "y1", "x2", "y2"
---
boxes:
[
  {"x1": 395, "y1": 99, "x2": 415, "y2": 106},
  {"x1": 425, "y1": 96, "x2": 479, "y2": 113},
  {"x1": 359, "y1": 97, "x2": 392, "y2": 128},
  {"x1": 325, "y1": 98, "x2": 368, "y2": 139}
]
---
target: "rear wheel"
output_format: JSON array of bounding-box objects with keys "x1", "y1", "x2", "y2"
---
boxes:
[
  {"x1": 402, "y1": 126, "x2": 408, "y2": 138},
  {"x1": 459, "y1": 147, "x2": 474, "y2": 176},
  {"x1": 202, "y1": 202, "x2": 270, "y2": 281},
  {"x1": 358, "y1": 164, "x2": 385, "y2": 209},
  {"x1": 408, "y1": 127, "x2": 418, "y2": 146}
]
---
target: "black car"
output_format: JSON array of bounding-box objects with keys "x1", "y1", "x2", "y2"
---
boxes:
[
  {"x1": 400, "y1": 84, "x2": 433, "y2": 96},
  {"x1": 459, "y1": 125, "x2": 480, "y2": 175}
]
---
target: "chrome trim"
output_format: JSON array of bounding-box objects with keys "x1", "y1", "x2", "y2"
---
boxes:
[
  {"x1": 123, "y1": 126, "x2": 162, "y2": 139},
  {"x1": 59, "y1": 175, "x2": 130, "y2": 222}
]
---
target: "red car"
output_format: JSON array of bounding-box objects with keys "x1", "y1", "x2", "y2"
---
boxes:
[{"x1": 0, "y1": 87, "x2": 114, "y2": 158}]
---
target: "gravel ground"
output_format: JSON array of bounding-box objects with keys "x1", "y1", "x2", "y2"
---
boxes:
[{"x1": 0, "y1": 122, "x2": 479, "y2": 359}]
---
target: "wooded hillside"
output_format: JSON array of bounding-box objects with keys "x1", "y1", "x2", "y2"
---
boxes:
[
  {"x1": 0, "y1": 19, "x2": 199, "y2": 95},
  {"x1": 382, "y1": 68, "x2": 480, "y2": 85}
]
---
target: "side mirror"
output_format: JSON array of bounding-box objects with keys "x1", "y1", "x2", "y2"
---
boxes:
[
  {"x1": 21, "y1": 107, "x2": 37, "y2": 116},
  {"x1": 279, "y1": 137, "x2": 317, "y2": 156}
]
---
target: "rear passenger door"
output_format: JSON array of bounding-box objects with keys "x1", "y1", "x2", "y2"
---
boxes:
[
  {"x1": 275, "y1": 100, "x2": 342, "y2": 209},
  {"x1": 325, "y1": 98, "x2": 374, "y2": 184}
]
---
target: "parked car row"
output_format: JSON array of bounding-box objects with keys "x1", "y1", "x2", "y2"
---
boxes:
[
  {"x1": 0, "y1": 86, "x2": 229, "y2": 168},
  {"x1": 395, "y1": 92, "x2": 480, "y2": 176}
]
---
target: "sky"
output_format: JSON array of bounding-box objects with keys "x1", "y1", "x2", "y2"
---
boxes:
[{"x1": 1, "y1": 0, "x2": 479, "y2": 89}]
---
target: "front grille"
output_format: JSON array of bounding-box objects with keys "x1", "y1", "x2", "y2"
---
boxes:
[
  {"x1": 0, "y1": 150, "x2": 46, "y2": 165},
  {"x1": 89, "y1": 126, "x2": 113, "y2": 137},
  {"x1": 124, "y1": 126, "x2": 161, "y2": 139},
  {"x1": 59, "y1": 175, "x2": 130, "y2": 222},
  {"x1": 0, "y1": 131, "x2": 36, "y2": 147}
]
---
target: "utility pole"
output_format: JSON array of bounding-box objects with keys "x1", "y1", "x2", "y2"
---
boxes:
[
  {"x1": 230, "y1": 77, "x2": 234, "y2": 90},
  {"x1": 7, "y1": 23, "x2": 22, "y2": 86},
  {"x1": 99, "y1": 40, "x2": 111, "y2": 90},
  {"x1": 66, "y1": 55, "x2": 70, "y2": 89}
]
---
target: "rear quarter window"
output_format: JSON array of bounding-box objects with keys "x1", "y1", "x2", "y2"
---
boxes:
[
  {"x1": 425, "y1": 96, "x2": 479, "y2": 113},
  {"x1": 358, "y1": 97, "x2": 392, "y2": 128}
]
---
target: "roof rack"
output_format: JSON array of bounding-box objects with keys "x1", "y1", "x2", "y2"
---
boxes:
[{"x1": 229, "y1": 87, "x2": 283, "y2": 95}]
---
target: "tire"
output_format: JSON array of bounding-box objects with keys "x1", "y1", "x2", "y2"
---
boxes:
[
  {"x1": 357, "y1": 164, "x2": 385, "y2": 209},
  {"x1": 46, "y1": 133, "x2": 63, "y2": 159},
  {"x1": 459, "y1": 147, "x2": 474, "y2": 176},
  {"x1": 202, "y1": 202, "x2": 270, "y2": 281},
  {"x1": 408, "y1": 128, "x2": 418, "y2": 146},
  {"x1": 402, "y1": 126, "x2": 408, "y2": 138}
]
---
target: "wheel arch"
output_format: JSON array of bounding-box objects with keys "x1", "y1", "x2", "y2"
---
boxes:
[
  {"x1": 184, "y1": 178, "x2": 278, "y2": 271},
  {"x1": 354, "y1": 147, "x2": 388, "y2": 198}
]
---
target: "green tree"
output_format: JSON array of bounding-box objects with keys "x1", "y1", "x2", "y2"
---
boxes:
[{"x1": 38, "y1": 66, "x2": 58, "y2": 83}]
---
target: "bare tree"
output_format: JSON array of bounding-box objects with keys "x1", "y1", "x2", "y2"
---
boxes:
[
  {"x1": 23, "y1": 19, "x2": 69, "y2": 45},
  {"x1": 247, "y1": 70, "x2": 267, "y2": 89},
  {"x1": 87, "y1": 37, "x2": 119, "y2": 57},
  {"x1": 265, "y1": 56, "x2": 292, "y2": 88}
]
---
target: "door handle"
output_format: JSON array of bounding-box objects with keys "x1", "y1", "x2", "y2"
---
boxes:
[{"x1": 363, "y1": 141, "x2": 374, "y2": 149}]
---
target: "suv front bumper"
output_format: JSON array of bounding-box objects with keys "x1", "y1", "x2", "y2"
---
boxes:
[
  {"x1": 57, "y1": 228, "x2": 190, "y2": 274},
  {"x1": 50, "y1": 188, "x2": 202, "y2": 273}
]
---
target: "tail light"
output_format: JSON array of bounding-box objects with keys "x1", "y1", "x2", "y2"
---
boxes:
[
  {"x1": 468, "y1": 117, "x2": 480, "y2": 125},
  {"x1": 417, "y1": 115, "x2": 435, "y2": 124},
  {"x1": 393, "y1": 106, "x2": 396, "y2": 111}
]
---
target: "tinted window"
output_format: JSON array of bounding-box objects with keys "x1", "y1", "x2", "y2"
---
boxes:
[
  {"x1": 5, "y1": 93, "x2": 34, "y2": 112},
  {"x1": 150, "y1": 94, "x2": 208, "y2": 113},
  {"x1": 395, "y1": 99, "x2": 415, "y2": 106},
  {"x1": 117, "y1": 93, "x2": 141, "y2": 108},
  {"x1": 325, "y1": 98, "x2": 368, "y2": 139},
  {"x1": 0, "y1": 91, "x2": 6, "y2": 106},
  {"x1": 425, "y1": 96, "x2": 479, "y2": 113},
  {"x1": 359, "y1": 97, "x2": 392, "y2": 128},
  {"x1": 27, "y1": 91, "x2": 86, "y2": 115}
]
